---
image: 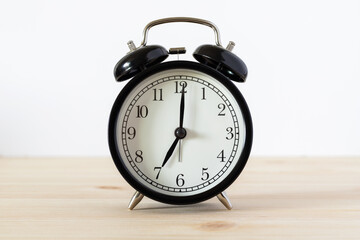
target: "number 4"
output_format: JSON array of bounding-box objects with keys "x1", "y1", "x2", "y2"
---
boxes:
[{"x1": 217, "y1": 150, "x2": 226, "y2": 162}]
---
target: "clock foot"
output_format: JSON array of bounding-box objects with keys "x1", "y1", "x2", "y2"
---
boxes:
[
  {"x1": 216, "y1": 191, "x2": 232, "y2": 210},
  {"x1": 128, "y1": 191, "x2": 144, "y2": 210}
]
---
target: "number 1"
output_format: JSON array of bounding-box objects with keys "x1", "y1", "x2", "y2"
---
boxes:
[{"x1": 201, "y1": 87, "x2": 206, "y2": 100}]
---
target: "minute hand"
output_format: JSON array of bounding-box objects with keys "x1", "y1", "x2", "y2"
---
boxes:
[{"x1": 179, "y1": 88, "x2": 185, "y2": 128}]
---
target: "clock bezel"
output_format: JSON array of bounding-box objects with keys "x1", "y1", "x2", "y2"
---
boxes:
[{"x1": 108, "y1": 60, "x2": 253, "y2": 205}]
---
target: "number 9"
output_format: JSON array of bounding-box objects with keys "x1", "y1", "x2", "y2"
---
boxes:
[{"x1": 127, "y1": 127, "x2": 136, "y2": 140}]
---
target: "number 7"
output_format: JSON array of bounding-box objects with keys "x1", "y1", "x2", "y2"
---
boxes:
[{"x1": 154, "y1": 167, "x2": 161, "y2": 179}]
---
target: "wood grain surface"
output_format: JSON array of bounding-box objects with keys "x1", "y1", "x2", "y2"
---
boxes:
[{"x1": 0, "y1": 157, "x2": 359, "y2": 239}]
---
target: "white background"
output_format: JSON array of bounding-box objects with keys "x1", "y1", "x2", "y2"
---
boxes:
[{"x1": 0, "y1": 0, "x2": 359, "y2": 157}]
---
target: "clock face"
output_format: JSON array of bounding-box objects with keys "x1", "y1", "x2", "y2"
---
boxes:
[{"x1": 109, "y1": 61, "x2": 252, "y2": 204}]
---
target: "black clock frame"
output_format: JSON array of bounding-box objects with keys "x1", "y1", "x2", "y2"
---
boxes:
[{"x1": 108, "y1": 60, "x2": 253, "y2": 205}]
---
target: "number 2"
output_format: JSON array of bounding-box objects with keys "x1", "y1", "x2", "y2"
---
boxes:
[{"x1": 218, "y1": 103, "x2": 226, "y2": 116}]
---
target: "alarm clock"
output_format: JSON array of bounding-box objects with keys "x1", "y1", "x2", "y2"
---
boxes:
[{"x1": 108, "y1": 17, "x2": 253, "y2": 210}]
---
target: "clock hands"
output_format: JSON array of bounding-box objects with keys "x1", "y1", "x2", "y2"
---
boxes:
[
  {"x1": 179, "y1": 88, "x2": 185, "y2": 162},
  {"x1": 161, "y1": 138, "x2": 180, "y2": 167},
  {"x1": 179, "y1": 88, "x2": 185, "y2": 128},
  {"x1": 160, "y1": 86, "x2": 187, "y2": 168}
]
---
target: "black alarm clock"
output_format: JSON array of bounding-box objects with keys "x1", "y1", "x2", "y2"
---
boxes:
[{"x1": 108, "y1": 17, "x2": 253, "y2": 210}]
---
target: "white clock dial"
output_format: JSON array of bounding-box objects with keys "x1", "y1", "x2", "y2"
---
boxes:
[{"x1": 114, "y1": 68, "x2": 247, "y2": 197}]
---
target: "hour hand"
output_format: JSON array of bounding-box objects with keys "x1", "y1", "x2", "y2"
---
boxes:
[{"x1": 161, "y1": 137, "x2": 180, "y2": 168}]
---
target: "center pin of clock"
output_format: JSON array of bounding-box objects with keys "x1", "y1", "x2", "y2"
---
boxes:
[{"x1": 174, "y1": 127, "x2": 187, "y2": 139}]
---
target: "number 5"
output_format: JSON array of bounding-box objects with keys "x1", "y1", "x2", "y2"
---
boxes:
[{"x1": 201, "y1": 168, "x2": 209, "y2": 181}]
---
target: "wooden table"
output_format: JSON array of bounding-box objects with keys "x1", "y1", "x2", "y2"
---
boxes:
[{"x1": 1, "y1": 157, "x2": 359, "y2": 239}]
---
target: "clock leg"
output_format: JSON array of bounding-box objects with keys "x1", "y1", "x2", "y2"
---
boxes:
[
  {"x1": 216, "y1": 191, "x2": 232, "y2": 210},
  {"x1": 128, "y1": 191, "x2": 144, "y2": 210}
]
